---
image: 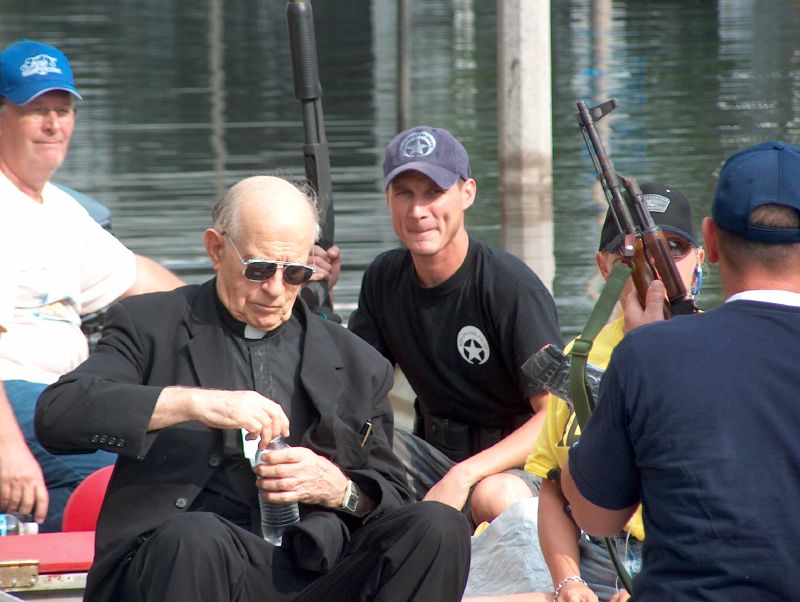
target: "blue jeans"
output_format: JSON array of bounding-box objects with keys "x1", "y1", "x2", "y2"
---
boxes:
[
  {"x1": 579, "y1": 532, "x2": 642, "y2": 602},
  {"x1": 5, "y1": 380, "x2": 116, "y2": 532}
]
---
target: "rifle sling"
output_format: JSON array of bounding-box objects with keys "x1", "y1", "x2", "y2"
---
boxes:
[{"x1": 569, "y1": 261, "x2": 631, "y2": 430}]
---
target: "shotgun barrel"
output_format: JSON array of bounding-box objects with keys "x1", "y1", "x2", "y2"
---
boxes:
[{"x1": 286, "y1": 0, "x2": 338, "y2": 320}]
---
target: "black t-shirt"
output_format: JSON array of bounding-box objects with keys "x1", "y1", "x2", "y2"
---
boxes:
[{"x1": 349, "y1": 237, "x2": 563, "y2": 428}]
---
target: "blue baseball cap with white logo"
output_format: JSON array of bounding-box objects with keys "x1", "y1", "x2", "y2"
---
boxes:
[
  {"x1": 382, "y1": 125, "x2": 472, "y2": 190},
  {"x1": 712, "y1": 140, "x2": 800, "y2": 244},
  {"x1": 0, "y1": 39, "x2": 82, "y2": 105}
]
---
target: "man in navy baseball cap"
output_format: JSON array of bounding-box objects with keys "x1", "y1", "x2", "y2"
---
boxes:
[
  {"x1": 349, "y1": 125, "x2": 562, "y2": 527},
  {"x1": 382, "y1": 125, "x2": 472, "y2": 190},
  {"x1": 711, "y1": 140, "x2": 800, "y2": 244},
  {"x1": 0, "y1": 39, "x2": 81, "y2": 104}
]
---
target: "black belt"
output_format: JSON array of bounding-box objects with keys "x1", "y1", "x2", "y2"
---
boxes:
[{"x1": 415, "y1": 401, "x2": 531, "y2": 462}]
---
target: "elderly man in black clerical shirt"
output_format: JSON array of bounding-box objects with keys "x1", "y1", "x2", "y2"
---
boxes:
[{"x1": 35, "y1": 175, "x2": 471, "y2": 602}]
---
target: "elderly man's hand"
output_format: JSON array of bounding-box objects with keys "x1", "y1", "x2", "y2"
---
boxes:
[
  {"x1": 195, "y1": 389, "x2": 290, "y2": 444},
  {"x1": 254, "y1": 445, "x2": 350, "y2": 508},
  {"x1": 308, "y1": 244, "x2": 341, "y2": 289},
  {"x1": 0, "y1": 438, "x2": 49, "y2": 523},
  {"x1": 153, "y1": 387, "x2": 291, "y2": 443}
]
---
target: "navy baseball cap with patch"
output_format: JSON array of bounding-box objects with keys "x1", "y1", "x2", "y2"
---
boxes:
[
  {"x1": 382, "y1": 125, "x2": 471, "y2": 190},
  {"x1": 712, "y1": 140, "x2": 800, "y2": 244},
  {"x1": 0, "y1": 40, "x2": 82, "y2": 105},
  {"x1": 599, "y1": 182, "x2": 699, "y2": 252}
]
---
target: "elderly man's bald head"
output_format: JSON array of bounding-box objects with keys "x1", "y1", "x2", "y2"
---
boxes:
[
  {"x1": 206, "y1": 175, "x2": 322, "y2": 332},
  {"x1": 212, "y1": 175, "x2": 321, "y2": 243}
]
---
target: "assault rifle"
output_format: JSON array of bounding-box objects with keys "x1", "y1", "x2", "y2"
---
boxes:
[
  {"x1": 286, "y1": 0, "x2": 340, "y2": 322},
  {"x1": 576, "y1": 99, "x2": 698, "y2": 317}
]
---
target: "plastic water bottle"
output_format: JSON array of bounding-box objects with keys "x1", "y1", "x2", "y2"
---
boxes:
[
  {"x1": 254, "y1": 437, "x2": 299, "y2": 546},
  {"x1": 522, "y1": 344, "x2": 605, "y2": 409},
  {"x1": 0, "y1": 513, "x2": 38, "y2": 536}
]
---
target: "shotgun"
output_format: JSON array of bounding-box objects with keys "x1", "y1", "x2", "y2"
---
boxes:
[
  {"x1": 576, "y1": 99, "x2": 698, "y2": 317},
  {"x1": 286, "y1": 0, "x2": 339, "y2": 322}
]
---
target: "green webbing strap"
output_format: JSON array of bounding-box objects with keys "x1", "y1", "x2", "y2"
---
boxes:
[
  {"x1": 567, "y1": 259, "x2": 635, "y2": 596},
  {"x1": 569, "y1": 261, "x2": 632, "y2": 430}
]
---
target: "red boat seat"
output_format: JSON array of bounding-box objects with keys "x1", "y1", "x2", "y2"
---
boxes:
[{"x1": 61, "y1": 464, "x2": 114, "y2": 532}]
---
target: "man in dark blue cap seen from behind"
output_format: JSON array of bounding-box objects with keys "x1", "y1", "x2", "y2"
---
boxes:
[
  {"x1": 561, "y1": 141, "x2": 800, "y2": 601},
  {"x1": 348, "y1": 126, "x2": 563, "y2": 526},
  {"x1": 0, "y1": 39, "x2": 182, "y2": 531}
]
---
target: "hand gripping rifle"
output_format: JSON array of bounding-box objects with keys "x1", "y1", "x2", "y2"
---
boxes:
[
  {"x1": 576, "y1": 99, "x2": 698, "y2": 318},
  {"x1": 286, "y1": 0, "x2": 340, "y2": 322}
]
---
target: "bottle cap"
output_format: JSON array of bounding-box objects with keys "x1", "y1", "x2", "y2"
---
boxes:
[{"x1": 20, "y1": 522, "x2": 39, "y2": 535}]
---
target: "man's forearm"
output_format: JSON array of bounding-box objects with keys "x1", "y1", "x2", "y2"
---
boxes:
[
  {"x1": 148, "y1": 386, "x2": 195, "y2": 431},
  {"x1": 453, "y1": 411, "x2": 545, "y2": 486},
  {"x1": 561, "y1": 461, "x2": 636, "y2": 537},
  {"x1": 124, "y1": 255, "x2": 185, "y2": 298}
]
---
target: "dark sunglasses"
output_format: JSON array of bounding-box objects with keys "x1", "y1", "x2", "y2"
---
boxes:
[
  {"x1": 224, "y1": 234, "x2": 316, "y2": 285},
  {"x1": 612, "y1": 235, "x2": 695, "y2": 260}
]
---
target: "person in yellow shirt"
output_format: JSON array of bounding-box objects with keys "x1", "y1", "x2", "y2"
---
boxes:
[
  {"x1": 529, "y1": 183, "x2": 704, "y2": 602},
  {"x1": 466, "y1": 183, "x2": 704, "y2": 602}
]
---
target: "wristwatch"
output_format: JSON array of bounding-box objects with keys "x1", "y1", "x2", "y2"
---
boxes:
[{"x1": 339, "y1": 480, "x2": 359, "y2": 513}]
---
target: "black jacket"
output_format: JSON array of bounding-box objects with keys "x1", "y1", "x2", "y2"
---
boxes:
[{"x1": 36, "y1": 280, "x2": 412, "y2": 601}]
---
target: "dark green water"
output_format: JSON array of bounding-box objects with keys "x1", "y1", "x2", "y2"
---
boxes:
[{"x1": 3, "y1": 0, "x2": 799, "y2": 338}]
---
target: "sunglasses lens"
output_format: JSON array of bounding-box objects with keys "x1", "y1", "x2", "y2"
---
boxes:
[
  {"x1": 283, "y1": 264, "x2": 314, "y2": 285},
  {"x1": 244, "y1": 261, "x2": 278, "y2": 281},
  {"x1": 667, "y1": 239, "x2": 693, "y2": 259}
]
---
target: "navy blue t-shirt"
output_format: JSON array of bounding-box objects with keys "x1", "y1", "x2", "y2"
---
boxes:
[
  {"x1": 570, "y1": 300, "x2": 800, "y2": 601},
  {"x1": 348, "y1": 237, "x2": 562, "y2": 428}
]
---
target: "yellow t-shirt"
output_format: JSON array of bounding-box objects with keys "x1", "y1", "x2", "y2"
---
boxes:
[{"x1": 525, "y1": 316, "x2": 645, "y2": 541}]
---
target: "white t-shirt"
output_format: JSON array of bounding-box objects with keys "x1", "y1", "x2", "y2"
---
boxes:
[{"x1": 0, "y1": 172, "x2": 136, "y2": 383}]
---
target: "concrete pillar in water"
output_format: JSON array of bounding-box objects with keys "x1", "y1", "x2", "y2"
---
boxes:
[{"x1": 497, "y1": 0, "x2": 555, "y2": 292}]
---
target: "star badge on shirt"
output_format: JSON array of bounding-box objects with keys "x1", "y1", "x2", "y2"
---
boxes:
[{"x1": 456, "y1": 325, "x2": 490, "y2": 365}]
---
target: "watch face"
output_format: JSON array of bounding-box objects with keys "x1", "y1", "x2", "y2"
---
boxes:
[{"x1": 343, "y1": 481, "x2": 359, "y2": 512}]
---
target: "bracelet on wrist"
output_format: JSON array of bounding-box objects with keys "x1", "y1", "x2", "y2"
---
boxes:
[{"x1": 554, "y1": 575, "x2": 587, "y2": 599}]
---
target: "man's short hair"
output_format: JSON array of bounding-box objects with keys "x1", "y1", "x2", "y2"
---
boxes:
[{"x1": 718, "y1": 204, "x2": 800, "y2": 269}]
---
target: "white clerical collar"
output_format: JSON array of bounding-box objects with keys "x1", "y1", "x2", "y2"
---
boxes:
[
  {"x1": 243, "y1": 324, "x2": 267, "y2": 339},
  {"x1": 726, "y1": 290, "x2": 800, "y2": 308}
]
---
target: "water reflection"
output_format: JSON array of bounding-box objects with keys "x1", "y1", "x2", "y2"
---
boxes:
[{"x1": 2, "y1": 0, "x2": 799, "y2": 338}]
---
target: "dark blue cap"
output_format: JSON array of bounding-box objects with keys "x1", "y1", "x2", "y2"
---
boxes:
[
  {"x1": 383, "y1": 126, "x2": 471, "y2": 190},
  {"x1": 713, "y1": 141, "x2": 800, "y2": 244},
  {"x1": 0, "y1": 40, "x2": 82, "y2": 105}
]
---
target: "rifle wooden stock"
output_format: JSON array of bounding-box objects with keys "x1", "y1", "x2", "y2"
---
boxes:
[
  {"x1": 622, "y1": 176, "x2": 698, "y2": 317},
  {"x1": 576, "y1": 99, "x2": 698, "y2": 317}
]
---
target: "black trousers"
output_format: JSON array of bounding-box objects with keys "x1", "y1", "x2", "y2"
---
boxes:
[{"x1": 117, "y1": 501, "x2": 471, "y2": 602}]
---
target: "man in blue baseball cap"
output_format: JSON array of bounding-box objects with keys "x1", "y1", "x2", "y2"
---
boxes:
[
  {"x1": 0, "y1": 39, "x2": 183, "y2": 531},
  {"x1": 348, "y1": 125, "x2": 563, "y2": 526},
  {"x1": 0, "y1": 39, "x2": 81, "y2": 105},
  {"x1": 562, "y1": 141, "x2": 800, "y2": 601}
]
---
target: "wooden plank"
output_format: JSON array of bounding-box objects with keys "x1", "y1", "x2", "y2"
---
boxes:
[{"x1": 0, "y1": 532, "x2": 94, "y2": 574}]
